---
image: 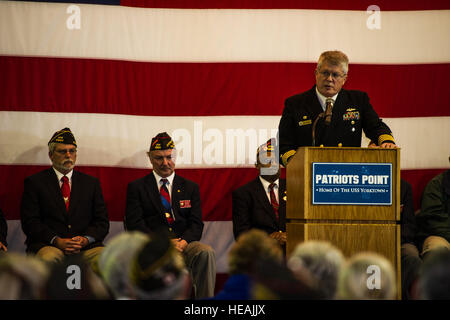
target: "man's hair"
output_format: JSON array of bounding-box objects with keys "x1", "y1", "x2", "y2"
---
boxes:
[
  {"x1": 317, "y1": 51, "x2": 349, "y2": 75},
  {"x1": 228, "y1": 229, "x2": 283, "y2": 276},
  {"x1": 288, "y1": 240, "x2": 345, "y2": 299},
  {"x1": 418, "y1": 248, "x2": 450, "y2": 300},
  {"x1": 336, "y1": 252, "x2": 396, "y2": 300},
  {"x1": 48, "y1": 142, "x2": 58, "y2": 155}
]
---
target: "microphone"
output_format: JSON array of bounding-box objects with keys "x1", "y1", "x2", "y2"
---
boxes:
[{"x1": 312, "y1": 112, "x2": 325, "y2": 147}]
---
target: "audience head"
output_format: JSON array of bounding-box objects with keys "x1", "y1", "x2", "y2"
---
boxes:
[
  {"x1": 251, "y1": 255, "x2": 320, "y2": 300},
  {"x1": 288, "y1": 240, "x2": 345, "y2": 299},
  {"x1": 228, "y1": 229, "x2": 283, "y2": 276},
  {"x1": 44, "y1": 254, "x2": 111, "y2": 300},
  {"x1": 98, "y1": 231, "x2": 150, "y2": 299},
  {"x1": 0, "y1": 253, "x2": 49, "y2": 299},
  {"x1": 418, "y1": 248, "x2": 450, "y2": 299},
  {"x1": 129, "y1": 231, "x2": 190, "y2": 300},
  {"x1": 336, "y1": 252, "x2": 396, "y2": 300}
]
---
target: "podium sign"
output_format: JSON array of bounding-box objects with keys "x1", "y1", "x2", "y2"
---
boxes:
[
  {"x1": 312, "y1": 163, "x2": 392, "y2": 205},
  {"x1": 286, "y1": 147, "x2": 401, "y2": 299}
]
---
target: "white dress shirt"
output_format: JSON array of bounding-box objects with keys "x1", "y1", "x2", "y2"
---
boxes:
[
  {"x1": 153, "y1": 170, "x2": 176, "y2": 220},
  {"x1": 51, "y1": 167, "x2": 94, "y2": 244},
  {"x1": 315, "y1": 87, "x2": 339, "y2": 111},
  {"x1": 52, "y1": 167, "x2": 73, "y2": 188},
  {"x1": 259, "y1": 176, "x2": 279, "y2": 203}
]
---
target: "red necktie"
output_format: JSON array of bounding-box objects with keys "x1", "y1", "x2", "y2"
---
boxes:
[
  {"x1": 61, "y1": 176, "x2": 70, "y2": 211},
  {"x1": 269, "y1": 183, "x2": 279, "y2": 221},
  {"x1": 160, "y1": 178, "x2": 174, "y2": 225}
]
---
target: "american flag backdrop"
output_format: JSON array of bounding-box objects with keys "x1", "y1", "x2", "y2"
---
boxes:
[{"x1": 0, "y1": 0, "x2": 449, "y2": 278}]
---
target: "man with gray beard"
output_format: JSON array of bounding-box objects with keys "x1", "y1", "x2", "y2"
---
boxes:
[{"x1": 20, "y1": 128, "x2": 109, "y2": 265}]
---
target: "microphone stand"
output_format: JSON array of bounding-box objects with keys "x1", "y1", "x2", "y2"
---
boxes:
[{"x1": 312, "y1": 112, "x2": 325, "y2": 147}]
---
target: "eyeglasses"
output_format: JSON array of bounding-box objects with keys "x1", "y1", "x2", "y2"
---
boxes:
[
  {"x1": 55, "y1": 148, "x2": 77, "y2": 155},
  {"x1": 152, "y1": 155, "x2": 173, "y2": 162},
  {"x1": 318, "y1": 71, "x2": 346, "y2": 80}
]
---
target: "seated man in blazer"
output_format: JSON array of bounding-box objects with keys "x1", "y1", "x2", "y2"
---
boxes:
[
  {"x1": 125, "y1": 132, "x2": 216, "y2": 299},
  {"x1": 232, "y1": 139, "x2": 287, "y2": 247},
  {"x1": 20, "y1": 128, "x2": 109, "y2": 265}
]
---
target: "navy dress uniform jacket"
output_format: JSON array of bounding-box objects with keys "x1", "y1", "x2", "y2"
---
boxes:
[
  {"x1": 20, "y1": 168, "x2": 110, "y2": 254},
  {"x1": 278, "y1": 86, "x2": 394, "y2": 166}
]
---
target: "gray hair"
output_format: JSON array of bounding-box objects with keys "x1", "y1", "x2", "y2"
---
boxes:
[
  {"x1": 98, "y1": 231, "x2": 150, "y2": 299},
  {"x1": 48, "y1": 142, "x2": 58, "y2": 154},
  {"x1": 288, "y1": 240, "x2": 345, "y2": 299},
  {"x1": 317, "y1": 50, "x2": 349, "y2": 75},
  {"x1": 336, "y1": 252, "x2": 396, "y2": 300},
  {"x1": 0, "y1": 253, "x2": 49, "y2": 299}
]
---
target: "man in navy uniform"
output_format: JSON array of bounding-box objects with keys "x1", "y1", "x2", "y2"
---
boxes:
[{"x1": 278, "y1": 50, "x2": 396, "y2": 167}]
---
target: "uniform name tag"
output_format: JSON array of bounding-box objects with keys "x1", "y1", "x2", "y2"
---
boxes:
[{"x1": 299, "y1": 120, "x2": 312, "y2": 126}]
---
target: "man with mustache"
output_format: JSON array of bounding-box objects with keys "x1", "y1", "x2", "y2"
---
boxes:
[
  {"x1": 125, "y1": 132, "x2": 216, "y2": 299},
  {"x1": 20, "y1": 128, "x2": 109, "y2": 265},
  {"x1": 278, "y1": 50, "x2": 396, "y2": 167}
]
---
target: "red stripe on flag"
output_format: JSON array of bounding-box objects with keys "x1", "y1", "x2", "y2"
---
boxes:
[
  {"x1": 0, "y1": 164, "x2": 445, "y2": 222},
  {"x1": 120, "y1": 0, "x2": 450, "y2": 11},
  {"x1": 1, "y1": 56, "x2": 449, "y2": 118},
  {"x1": 0, "y1": 164, "x2": 263, "y2": 222}
]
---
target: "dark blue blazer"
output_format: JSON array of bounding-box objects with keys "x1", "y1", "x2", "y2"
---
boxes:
[
  {"x1": 125, "y1": 172, "x2": 203, "y2": 243},
  {"x1": 20, "y1": 168, "x2": 109, "y2": 253}
]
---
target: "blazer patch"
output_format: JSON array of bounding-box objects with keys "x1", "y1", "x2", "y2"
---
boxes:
[{"x1": 179, "y1": 200, "x2": 191, "y2": 208}]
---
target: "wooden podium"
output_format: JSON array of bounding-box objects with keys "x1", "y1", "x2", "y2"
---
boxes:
[{"x1": 285, "y1": 147, "x2": 401, "y2": 298}]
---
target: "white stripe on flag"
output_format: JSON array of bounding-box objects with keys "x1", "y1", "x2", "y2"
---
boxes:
[
  {"x1": 1, "y1": 1, "x2": 449, "y2": 63},
  {"x1": 1, "y1": 111, "x2": 449, "y2": 170}
]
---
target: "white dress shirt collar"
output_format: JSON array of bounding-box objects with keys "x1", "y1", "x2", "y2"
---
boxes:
[
  {"x1": 52, "y1": 167, "x2": 73, "y2": 184},
  {"x1": 315, "y1": 86, "x2": 339, "y2": 112},
  {"x1": 259, "y1": 176, "x2": 279, "y2": 202},
  {"x1": 152, "y1": 170, "x2": 175, "y2": 188}
]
